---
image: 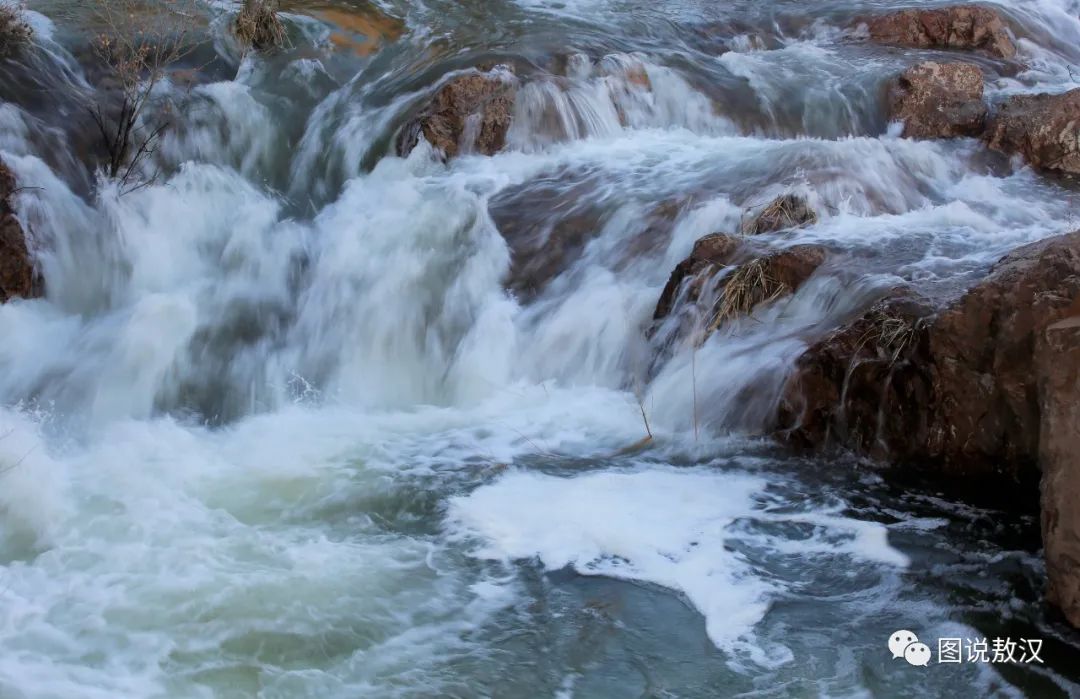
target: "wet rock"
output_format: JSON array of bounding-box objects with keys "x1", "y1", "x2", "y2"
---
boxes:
[
  {"x1": 777, "y1": 292, "x2": 936, "y2": 460},
  {"x1": 653, "y1": 233, "x2": 745, "y2": 322},
  {"x1": 778, "y1": 232, "x2": 1080, "y2": 480},
  {"x1": 1039, "y1": 310, "x2": 1080, "y2": 627},
  {"x1": 740, "y1": 194, "x2": 817, "y2": 236},
  {"x1": 887, "y1": 61, "x2": 987, "y2": 139},
  {"x1": 397, "y1": 68, "x2": 517, "y2": 160},
  {"x1": 927, "y1": 233, "x2": 1080, "y2": 476},
  {"x1": 983, "y1": 89, "x2": 1080, "y2": 175},
  {"x1": 864, "y1": 5, "x2": 1017, "y2": 59},
  {"x1": 653, "y1": 241, "x2": 826, "y2": 342},
  {"x1": 0, "y1": 160, "x2": 39, "y2": 302}
]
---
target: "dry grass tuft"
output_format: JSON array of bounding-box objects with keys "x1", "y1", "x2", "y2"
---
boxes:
[
  {"x1": 234, "y1": 0, "x2": 286, "y2": 51},
  {"x1": 706, "y1": 259, "x2": 788, "y2": 334},
  {"x1": 857, "y1": 308, "x2": 919, "y2": 363},
  {"x1": 741, "y1": 193, "x2": 818, "y2": 236},
  {"x1": 0, "y1": 2, "x2": 32, "y2": 58}
]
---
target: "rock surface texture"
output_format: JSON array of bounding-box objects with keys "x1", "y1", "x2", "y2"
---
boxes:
[
  {"x1": 776, "y1": 231, "x2": 1080, "y2": 624},
  {"x1": 984, "y1": 89, "x2": 1080, "y2": 175},
  {"x1": 865, "y1": 5, "x2": 1017, "y2": 59},
  {"x1": 887, "y1": 61, "x2": 987, "y2": 139},
  {"x1": 0, "y1": 160, "x2": 37, "y2": 303},
  {"x1": 397, "y1": 69, "x2": 517, "y2": 159}
]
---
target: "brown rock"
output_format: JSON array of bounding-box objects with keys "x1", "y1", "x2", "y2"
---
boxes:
[
  {"x1": 888, "y1": 61, "x2": 987, "y2": 138},
  {"x1": 653, "y1": 241, "x2": 826, "y2": 342},
  {"x1": 779, "y1": 232, "x2": 1080, "y2": 477},
  {"x1": 1039, "y1": 309, "x2": 1080, "y2": 627},
  {"x1": 983, "y1": 89, "x2": 1080, "y2": 175},
  {"x1": 865, "y1": 5, "x2": 1016, "y2": 59},
  {"x1": 0, "y1": 160, "x2": 38, "y2": 303},
  {"x1": 777, "y1": 292, "x2": 936, "y2": 459},
  {"x1": 777, "y1": 231, "x2": 1080, "y2": 626},
  {"x1": 397, "y1": 69, "x2": 517, "y2": 159},
  {"x1": 653, "y1": 233, "x2": 745, "y2": 322},
  {"x1": 741, "y1": 194, "x2": 817, "y2": 236}
]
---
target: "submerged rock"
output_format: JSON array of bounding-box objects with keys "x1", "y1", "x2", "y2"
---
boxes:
[
  {"x1": 864, "y1": 5, "x2": 1016, "y2": 59},
  {"x1": 397, "y1": 68, "x2": 517, "y2": 160},
  {"x1": 887, "y1": 61, "x2": 987, "y2": 139},
  {"x1": 0, "y1": 160, "x2": 39, "y2": 303},
  {"x1": 740, "y1": 194, "x2": 817, "y2": 236},
  {"x1": 984, "y1": 89, "x2": 1080, "y2": 175}
]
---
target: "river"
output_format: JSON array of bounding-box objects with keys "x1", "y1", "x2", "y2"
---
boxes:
[{"x1": 1, "y1": 0, "x2": 1079, "y2": 696}]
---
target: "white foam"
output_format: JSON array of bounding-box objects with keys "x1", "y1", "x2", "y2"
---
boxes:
[{"x1": 448, "y1": 467, "x2": 909, "y2": 656}]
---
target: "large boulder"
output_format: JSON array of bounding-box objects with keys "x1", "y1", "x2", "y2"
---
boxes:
[
  {"x1": 776, "y1": 231, "x2": 1080, "y2": 626},
  {"x1": 397, "y1": 68, "x2": 517, "y2": 160},
  {"x1": 779, "y1": 231, "x2": 1080, "y2": 478},
  {"x1": 887, "y1": 61, "x2": 987, "y2": 139},
  {"x1": 864, "y1": 5, "x2": 1016, "y2": 59},
  {"x1": 984, "y1": 89, "x2": 1080, "y2": 176},
  {"x1": 0, "y1": 160, "x2": 38, "y2": 303}
]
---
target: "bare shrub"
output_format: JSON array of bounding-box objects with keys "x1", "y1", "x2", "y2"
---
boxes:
[
  {"x1": 87, "y1": 0, "x2": 203, "y2": 193},
  {"x1": 234, "y1": 0, "x2": 286, "y2": 52}
]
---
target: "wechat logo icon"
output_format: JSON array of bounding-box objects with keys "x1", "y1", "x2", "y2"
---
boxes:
[{"x1": 889, "y1": 630, "x2": 932, "y2": 667}]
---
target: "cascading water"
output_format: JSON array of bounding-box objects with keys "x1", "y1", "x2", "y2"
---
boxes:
[{"x1": 1, "y1": 0, "x2": 1079, "y2": 696}]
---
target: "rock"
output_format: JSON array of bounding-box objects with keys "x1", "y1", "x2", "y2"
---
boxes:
[
  {"x1": 0, "y1": 160, "x2": 38, "y2": 303},
  {"x1": 864, "y1": 5, "x2": 1016, "y2": 59},
  {"x1": 777, "y1": 292, "x2": 936, "y2": 460},
  {"x1": 741, "y1": 194, "x2": 817, "y2": 235},
  {"x1": 983, "y1": 89, "x2": 1080, "y2": 175},
  {"x1": 397, "y1": 69, "x2": 517, "y2": 159},
  {"x1": 779, "y1": 232, "x2": 1080, "y2": 478},
  {"x1": 653, "y1": 233, "x2": 745, "y2": 322},
  {"x1": 776, "y1": 231, "x2": 1080, "y2": 625},
  {"x1": 653, "y1": 241, "x2": 826, "y2": 342},
  {"x1": 887, "y1": 61, "x2": 987, "y2": 139},
  {"x1": 1039, "y1": 310, "x2": 1080, "y2": 627}
]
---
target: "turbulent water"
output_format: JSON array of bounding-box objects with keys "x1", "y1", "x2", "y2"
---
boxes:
[{"x1": 1, "y1": 0, "x2": 1080, "y2": 696}]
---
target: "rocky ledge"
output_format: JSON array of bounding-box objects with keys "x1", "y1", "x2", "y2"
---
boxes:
[{"x1": 775, "y1": 231, "x2": 1080, "y2": 625}]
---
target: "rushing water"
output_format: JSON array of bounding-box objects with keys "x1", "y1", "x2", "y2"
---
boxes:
[{"x1": 2, "y1": 0, "x2": 1080, "y2": 696}]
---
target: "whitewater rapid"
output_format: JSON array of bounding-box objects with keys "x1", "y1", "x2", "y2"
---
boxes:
[{"x1": 0, "y1": 0, "x2": 1079, "y2": 696}]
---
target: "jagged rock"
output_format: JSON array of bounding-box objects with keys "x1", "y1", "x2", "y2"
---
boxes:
[
  {"x1": 397, "y1": 69, "x2": 517, "y2": 159},
  {"x1": 887, "y1": 61, "x2": 987, "y2": 139},
  {"x1": 984, "y1": 89, "x2": 1080, "y2": 175},
  {"x1": 864, "y1": 5, "x2": 1017, "y2": 59},
  {"x1": 741, "y1": 194, "x2": 817, "y2": 235},
  {"x1": 0, "y1": 160, "x2": 38, "y2": 303}
]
